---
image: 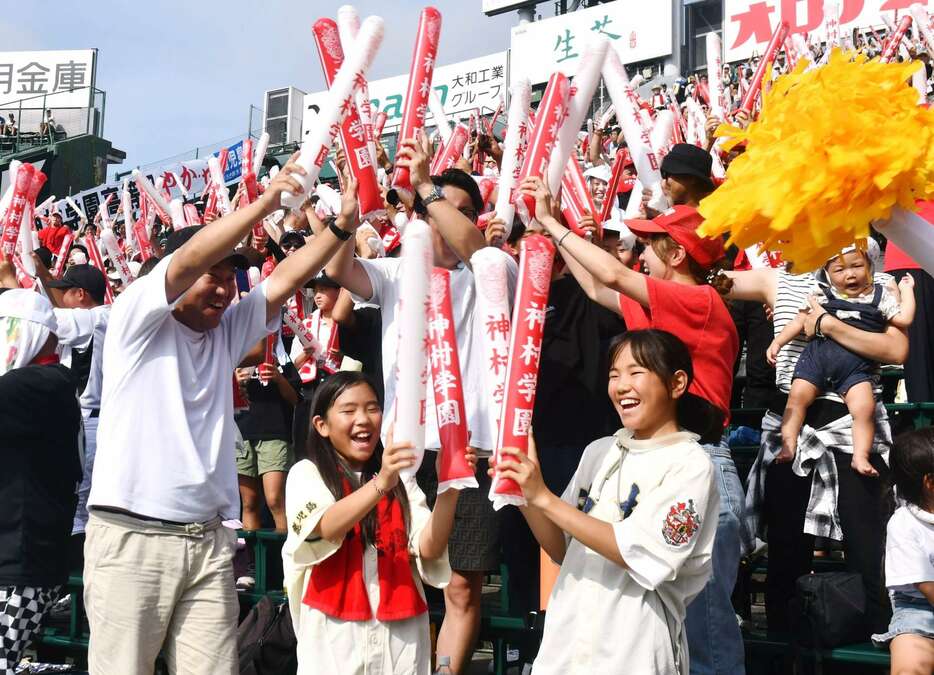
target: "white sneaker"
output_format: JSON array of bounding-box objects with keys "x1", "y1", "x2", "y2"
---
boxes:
[{"x1": 236, "y1": 576, "x2": 256, "y2": 591}]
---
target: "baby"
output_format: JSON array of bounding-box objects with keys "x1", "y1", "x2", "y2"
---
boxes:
[{"x1": 767, "y1": 245, "x2": 915, "y2": 476}]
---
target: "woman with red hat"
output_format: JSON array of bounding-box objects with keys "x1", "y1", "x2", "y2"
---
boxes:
[{"x1": 518, "y1": 173, "x2": 747, "y2": 675}]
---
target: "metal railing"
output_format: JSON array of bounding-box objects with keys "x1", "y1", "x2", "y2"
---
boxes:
[{"x1": 0, "y1": 86, "x2": 106, "y2": 159}]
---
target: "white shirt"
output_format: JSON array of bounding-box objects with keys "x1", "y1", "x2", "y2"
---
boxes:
[
  {"x1": 353, "y1": 253, "x2": 518, "y2": 454},
  {"x1": 52, "y1": 305, "x2": 111, "y2": 411},
  {"x1": 884, "y1": 504, "x2": 934, "y2": 600},
  {"x1": 534, "y1": 430, "x2": 719, "y2": 675},
  {"x1": 282, "y1": 460, "x2": 450, "y2": 675},
  {"x1": 89, "y1": 255, "x2": 277, "y2": 522}
]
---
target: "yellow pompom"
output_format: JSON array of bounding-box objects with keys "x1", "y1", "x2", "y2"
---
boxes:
[{"x1": 697, "y1": 49, "x2": 934, "y2": 271}]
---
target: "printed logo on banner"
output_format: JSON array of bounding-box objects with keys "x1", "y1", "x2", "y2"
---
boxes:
[{"x1": 220, "y1": 141, "x2": 243, "y2": 184}]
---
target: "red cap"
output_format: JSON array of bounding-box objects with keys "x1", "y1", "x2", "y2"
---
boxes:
[{"x1": 624, "y1": 205, "x2": 724, "y2": 269}]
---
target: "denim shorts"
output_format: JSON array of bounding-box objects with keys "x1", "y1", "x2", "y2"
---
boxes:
[{"x1": 872, "y1": 592, "x2": 934, "y2": 646}]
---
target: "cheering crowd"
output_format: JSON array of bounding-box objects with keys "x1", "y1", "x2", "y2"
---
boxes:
[{"x1": 4, "y1": 7, "x2": 934, "y2": 675}]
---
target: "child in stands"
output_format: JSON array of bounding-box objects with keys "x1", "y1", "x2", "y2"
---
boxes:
[
  {"x1": 872, "y1": 427, "x2": 934, "y2": 673},
  {"x1": 282, "y1": 372, "x2": 473, "y2": 675},
  {"x1": 767, "y1": 245, "x2": 915, "y2": 476},
  {"x1": 494, "y1": 330, "x2": 720, "y2": 674}
]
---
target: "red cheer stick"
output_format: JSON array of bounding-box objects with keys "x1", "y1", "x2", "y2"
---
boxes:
[
  {"x1": 880, "y1": 15, "x2": 913, "y2": 63},
  {"x1": 391, "y1": 7, "x2": 442, "y2": 193},
  {"x1": 739, "y1": 20, "x2": 789, "y2": 114},
  {"x1": 0, "y1": 163, "x2": 35, "y2": 258},
  {"x1": 512, "y1": 72, "x2": 570, "y2": 224},
  {"x1": 313, "y1": 18, "x2": 383, "y2": 220},
  {"x1": 430, "y1": 122, "x2": 469, "y2": 175},
  {"x1": 560, "y1": 159, "x2": 599, "y2": 238}
]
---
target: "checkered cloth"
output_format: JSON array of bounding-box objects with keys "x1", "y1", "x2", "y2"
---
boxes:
[
  {"x1": 745, "y1": 402, "x2": 891, "y2": 541},
  {"x1": 0, "y1": 586, "x2": 61, "y2": 675}
]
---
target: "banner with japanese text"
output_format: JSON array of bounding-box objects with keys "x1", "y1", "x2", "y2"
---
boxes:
[
  {"x1": 51, "y1": 141, "x2": 243, "y2": 229},
  {"x1": 724, "y1": 0, "x2": 932, "y2": 62},
  {"x1": 509, "y1": 0, "x2": 673, "y2": 85},
  {"x1": 0, "y1": 49, "x2": 96, "y2": 108},
  {"x1": 302, "y1": 51, "x2": 507, "y2": 136}
]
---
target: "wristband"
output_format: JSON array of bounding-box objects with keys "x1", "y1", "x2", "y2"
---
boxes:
[
  {"x1": 557, "y1": 230, "x2": 572, "y2": 248},
  {"x1": 372, "y1": 475, "x2": 386, "y2": 497},
  {"x1": 328, "y1": 220, "x2": 352, "y2": 241},
  {"x1": 814, "y1": 312, "x2": 827, "y2": 339}
]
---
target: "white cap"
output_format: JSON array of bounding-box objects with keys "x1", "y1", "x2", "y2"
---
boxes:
[
  {"x1": 583, "y1": 165, "x2": 611, "y2": 183},
  {"x1": 0, "y1": 289, "x2": 57, "y2": 333},
  {"x1": 601, "y1": 211, "x2": 638, "y2": 250}
]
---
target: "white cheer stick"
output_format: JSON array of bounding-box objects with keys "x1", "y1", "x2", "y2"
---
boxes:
[
  {"x1": 874, "y1": 207, "x2": 934, "y2": 276},
  {"x1": 314, "y1": 183, "x2": 342, "y2": 216},
  {"x1": 253, "y1": 131, "x2": 270, "y2": 176},
  {"x1": 34, "y1": 195, "x2": 55, "y2": 216},
  {"x1": 282, "y1": 16, "x2": 384, "y2": 208},
  {"x1": 100, "y1": 228, "x2": 134, "y2": 285},
  {"x1": 168, "y1": 198, "x2": 187, "y2": 230},
  {"x1": 548, "y1": 37, "x2": 610, "y2": 195},
  {"x1": 170, "y1": 173, "x2": 189, "y2": 199},
  {"x1": 121, "y1": 181, "x2": 137, "y2": 252},
  {"x1": 428, "y1": 87, "x2": 453, "y2": 144},
  {"x1": 911, "y1": 4, "x2": 934, "y2": 55},
  {"x1": 706, "y1": 32, "x2": 726, "y2": 120},
  {"x1": 207, "y1": 157, "x2": 232, "y2": 215},
  {"x1": 493, "y1": 78, "x2": 531, "y2": 240},
  {"x1": 132, "y1": 169, "x2": 172, "y2": 218},
  {"x1": 338, "y1": 6, "x2": 379, "y2": 166},
  {"x1": 0, "y1": 160, "x2": 20, "y2": 219},
  {"x1": 65, "y1": 195, "x2": 88, "y2": 223}
]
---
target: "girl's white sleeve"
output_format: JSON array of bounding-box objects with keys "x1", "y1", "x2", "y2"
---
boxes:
[
  {"x1": 404, "y1": 476, "x2": 452, "y2": 589},
  {"x1": 884, "y1": 508, "x2": 934, "y2": 588},
  {"x1": 282, "y1": 460, "x2": 341, "y2": 568},
  {"x1": 614, "y1": 453, "x2": 719, "y2": 591}
]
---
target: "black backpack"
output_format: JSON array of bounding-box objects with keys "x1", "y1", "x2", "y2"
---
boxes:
[
  {"x1": 237, "y1": 596, "x2": 298, "y2": 675},
  {"x1": 790, "y1": 572, "x2": 868, "y2": 673}
]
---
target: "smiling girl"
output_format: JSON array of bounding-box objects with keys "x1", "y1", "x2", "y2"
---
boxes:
[
  {"x1": 282, "y1": 372, "x2": 472, "y2": 674},
  {"x1": 494, "y1": 330, "x2": 720, "y2": 674}
]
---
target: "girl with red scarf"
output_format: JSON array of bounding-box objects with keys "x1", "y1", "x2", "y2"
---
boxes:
[{"x1": 282, "y1": 372, "x2": 474, "y2": 674}]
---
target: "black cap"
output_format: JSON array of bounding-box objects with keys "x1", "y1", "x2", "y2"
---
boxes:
[
  {"x1": 660, "y1": 143, "x2": 714, "y2": 188},
  {"x1": 163, "y1": 225, "x2": 248, "y2": 269},
  {"x1": 47, "y1": 264, "x2": 107, "y2": 304},
  {"x1": 308, "y1": 271, "x2": 340, "y2": 289}
]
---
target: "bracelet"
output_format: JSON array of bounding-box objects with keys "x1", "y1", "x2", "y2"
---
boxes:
[
  {"x1": 557, "y1": 230, "x2": 572, "y2": 248},
  {"x1": 328, "y1": 220, "x2": 352, "y2": 241},
  {"x1": 814, "y1": 312, "x2": 827, "y2": 339},
  {"x1": 372, "y1": 475, "x2": 386, "y2": 498}
]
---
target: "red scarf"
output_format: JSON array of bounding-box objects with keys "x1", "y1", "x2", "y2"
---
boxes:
[{"x1": 302, "y1": 477, "x2": 427, "y2": 622}]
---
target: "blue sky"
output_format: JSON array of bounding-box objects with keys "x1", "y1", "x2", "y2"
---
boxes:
[{"x1": 3, "y1": 1, "x2": 553, "y2": 172}]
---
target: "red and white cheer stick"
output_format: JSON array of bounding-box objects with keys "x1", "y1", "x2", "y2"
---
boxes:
[
  {"x1": 1, "y1": 163, "x2": 35, "y2": 258},
  {"x1": 910, "y1": 4, "x2": 934, "y2": 56},
  {"x1": 430, "y1": 123, "x2": 469, "y2": 174},
  {"x1": 490, "y1": 234, "x2": 554, "y2": 510},
  {"x1": 337, "y1": 5, "x2": 378, "y2": 166},
  {"x1": 706, "y1": 32, "x2": 726, "y2": 120},
  {"x1": 100, "y1": 228, "x2": 135, "y2": 285},
  {"x1": 283, "y1": 15, "x2": 384, "y2": 208},
  {"x1": 880, "y1": 15, "x2": 913, "y2": 63},
  {"x1": 428, "y1": 268, "x2": 480, "y2": 493},
  {"x1": 132, "y1": 170, "x2": 173, "y2": 224},
  {"x1": 390, "y1": 7, "x2": 442, "y2": 195},
  {"x1": 394, "y1": 218, "x2": 433, "y2": 478},
  {"x1": 83, "y1": 234, "x2": 114, "y2": 304},
  {"x1": 738, "y1": 20, "x2": 789, "y2": 114},
  {"x1": 17, "y1": 167, "x2": 47, "y2": 275},
  {"x1": 561, "y1": 160, "x2": 599, "y2": 237},
  {"x1": 313, "y1": 18, "x2": 383, "y2": 220},
  {"x1": 51, "y1": 232, "x2": 73, "y2": 279},
  {"x1": 512, "y1": 72, "x2": 570, "y2": 224},
  {"x1": 373, "y1": 110, "x2": 388, "y2": 138}
]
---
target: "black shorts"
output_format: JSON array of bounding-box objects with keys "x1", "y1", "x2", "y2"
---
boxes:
[
  {"x1": 793, "y1": 338, "x2": 876, "y2": 396},
  {"x1": 416, "y1": 455, "x2": 501, "y2": 573}
]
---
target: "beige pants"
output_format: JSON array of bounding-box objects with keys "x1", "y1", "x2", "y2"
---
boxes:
[{"x1": 84, "y1": 510, "x2": 239, "y2": 675}]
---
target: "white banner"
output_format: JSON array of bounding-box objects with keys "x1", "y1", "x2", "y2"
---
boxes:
[
  {"x1": 0, "y1": 50, "x2": 96, "y2": 108},
  {"x1": 303, "y1": 51, "x2": 507, "y2": 136},
  {"x1": 509, "y1": 0, "x2": 673, "y2": 85},
  {"x1": 724, "y1": 0, "x2": 934, "y2": 62}
]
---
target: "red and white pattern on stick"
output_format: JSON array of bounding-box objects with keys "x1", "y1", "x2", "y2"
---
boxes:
[
  {"x1": 470, "y1": 246, "x2": 512, "y2": 458},
  {"x1": 100, "y1": 228, "x2": 135, "y2": 286},
  {"x1": 373, "y1": 110, "x2": 388, "y2": 138},
  {"x1": 429, "y1": 123, "x2": 469, "y2": 175},
  {"x1": 83, "y1": 235, "x2": 114, "y2": 304},
  {"x1": 880, "y1": 15, "x2": 913, "y2": 64},
  {"x1": 738, "y1": 20, "x2": 789, "y2": 114},
  {"x1": 427, "y1": 268, "x2": 479, "y2": 493},
  {"x1": 910, "y1": 5, "x2": 934, "y2": 57},
  {"x1": 393, "y1": 218, "x2": 433, "y2": 479},
  {"x1": 706, "y1": 32, "x2": 726, "y2": 120},
  {"x1": 561, "y1": 159, "x2": 599, "y2": 238},
  {"x1": 284, "y1": 16, "x2": 384, "y2": 208},
  {"x1": 17, "y1": 167, "x2": 47, "y2": 276},
  {"x1": 512, "y1": 72, "x2": 570, "y2": 225},
  {"x1": 1, "y1": 163, "x2": 35, "y2": 258},
  {"x1": 493, "y1": 78, "x2": 531, "y2": 237},
  {"x1": 337, "y1": 5, "x2": 378, "y2": 166},
  {"x1": 390, "y1": 6, "x2": 442, "y2": 193},
  {"x1": 313, "y1": 18, "x2": 383, "y2": 220},
  {"x1": 490, "y1": 234, "x2": 554, "y2": 510},
  {"x1": 51, "y1": 232, "x2": 74, "y2": 279}
]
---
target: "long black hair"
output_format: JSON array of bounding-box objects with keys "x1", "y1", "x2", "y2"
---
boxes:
[
  {"x1": 890, "y1": 428, "x2": 934, "y2": 509},
  {"x1": 607, "y1": 329, "x2": 724, "y2": 444},
  {"x1": 305, "y1": 371, "x2": 410, "y2": 547}
]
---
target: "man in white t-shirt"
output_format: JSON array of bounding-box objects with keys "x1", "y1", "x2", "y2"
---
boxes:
[
  {"x1": 83, "y1": 162, "x2": 362, "y2": 675},
  {"x1": 327, "y1": 134, "x2": 517, "y2": 673}
]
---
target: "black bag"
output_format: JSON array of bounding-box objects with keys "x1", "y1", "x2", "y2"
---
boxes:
[
  {"x1": 237, "y1": 596, "x2": 298, "y2": 675},
  {"x1": 791, "y1": 572, "x2": 867, "y2": 649}
]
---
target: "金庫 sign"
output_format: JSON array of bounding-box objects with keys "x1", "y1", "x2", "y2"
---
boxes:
[
  {"x1": 509, "y1": 1, "x2": 673, "y2": 85},
  {"x1": 0, "y1": 50, "x2": 96, "y2": 108},
  {"x1": 302, "y1": 51, "x2": 507, "y2": 137},
  {"x1": 724, "y1": 0, "x2": 933, "y2": 62}
]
